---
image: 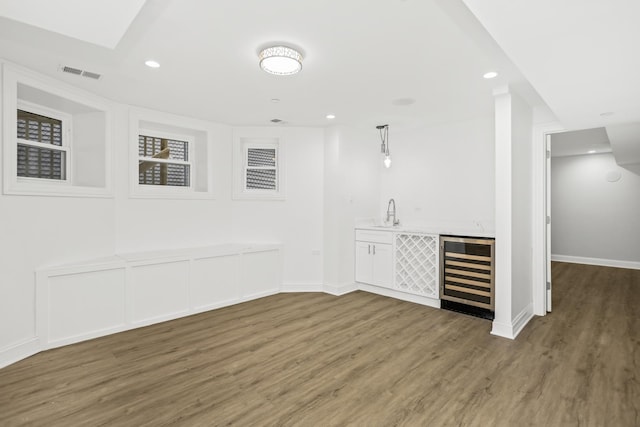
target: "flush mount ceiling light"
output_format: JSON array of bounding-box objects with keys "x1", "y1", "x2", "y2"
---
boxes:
[
  {"x1": 377, "y1": 124, "x2": 392, "y2": 168},
  {"x1": 145, "y1": 60, "x2": 160, "y2": 68},
  {"x1": 259, "y1": 46, "x2": 303, "y2": 75},
  {"x1": 483, "y1": 71, "x2": 498, "y2": 79}
]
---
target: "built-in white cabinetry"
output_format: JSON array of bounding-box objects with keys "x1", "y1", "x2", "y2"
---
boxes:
[
  {"x1": 355, "y1": 230, "x2": 393, "y2": 288},
  {"x1": 394, "y1": 233, "x2": 438, "y2": 298},
  {"x1": 36, "y1": 244, "x2": 281, "y2": 350},
  {"x1": 355, "y1": 228, "x2": 439, "y2": 302}
]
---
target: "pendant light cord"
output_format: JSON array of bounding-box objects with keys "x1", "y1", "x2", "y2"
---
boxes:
[{"x1": 379, "y1": 125, "x2": 389, "y2": 155}]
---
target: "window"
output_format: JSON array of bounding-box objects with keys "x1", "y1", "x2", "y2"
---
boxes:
[
  {"x1": 2, "y1": 62, "x2": 112, "y2": 197},
  {"x1": 245, "y1": 146, "x2": 277, "y2": 190},
  {"x1": 129, "y1": 108, "x2": 213, "y2": 199},
  {"x1": 233, "y1": 134, "x2": 285, "y2": 200},
  {"x1": 16, "y1": 104, "x2": 70, "y2": 182},
  {"x1": 138, "y1": 133, "x2": 191, "y2": 187}
]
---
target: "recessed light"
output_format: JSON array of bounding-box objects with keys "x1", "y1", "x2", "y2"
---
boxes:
[
  {"x1": 271, "y1": 98, "x2": 280, "y2": 103},
  {"x1": 392, "y1": 98, "x2": 416, "y2": 106},
  {"x1": 326, "y1": 114, "x2": 336, "y2": 119},
  {"x1": 588, "y1": 150, "x2": 596, "y2": 154},
  {"x1": 483, "y1": 71, "x2": 498, "y2": 79},
  {"x1": 145, "y1": 60, "x2": 160, "y2": 68}
]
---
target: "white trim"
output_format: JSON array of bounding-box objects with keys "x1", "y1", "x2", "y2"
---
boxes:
[
  {"x1": 16, "y1": 100, "x2": 73, "y2": 184},
  {"x1": 0, "y1": 337, "x2": 40, "y2": 369},
  {"x1": 531, "y1": 121, "x2": 564, "y2": 315},
  {"x1": 136, "y1": 128, "x2": 194, "y2": 193},
  {"x1": 281, "y1": 283, "x2": 324, "y2": 292},
  {"x1": 2, "y1": 62, "x2": 113, "y2": 198},
  {"x1": 2, "y1": 61, "x2": 114, "y2": 198},
  {"x1": 512, "y1": 303, "x2": 534, "y2": 337},
  {"x1": 551, "y1": 254, "x2": 640, "y2": 270},
  {"x1": 128, "y1": 107, "x2": 215, "y2": 200},
  {"x1": 493, "y1": 86, "x2": 514, "y2": 331},
  {"x1": 491, "y1": 303, "x2": 533, "y2": 339},
  {"x1": 45, "y1": 325, "x2": 128, "y2": 351},
  {"x1": 324, "y1": 282, "x2": 358, "y2": 296},
  {"x1": 358, "y1": 283, "x2": 440, "y2": 309},
  {"x1": 232, "y1": 129, "x2": 286, "y2": 201}
]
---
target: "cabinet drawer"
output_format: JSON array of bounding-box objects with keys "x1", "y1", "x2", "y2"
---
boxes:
[{"x1": 355, "y1": 229, "x2": 393, "y2": 244}]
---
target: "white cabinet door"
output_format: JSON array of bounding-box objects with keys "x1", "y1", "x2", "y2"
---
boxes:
[
  {"x1": 372, "y1": 243, "x2": 393, "y2": 288},
  {"x1": 355, "y1": 241, "x2": 393, "y2": 288},
  {"x1": 355, "y1": 241, "x2": 373, "y2": 284}
]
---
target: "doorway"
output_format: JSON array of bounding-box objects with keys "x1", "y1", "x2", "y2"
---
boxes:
[{"x1": 540, "y1": 126, "x2": 620, "y2": 313}]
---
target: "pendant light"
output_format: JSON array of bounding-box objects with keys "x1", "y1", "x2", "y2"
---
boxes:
[{"x1": 377, "y1": 124, "x2": 391, "y2": 168}]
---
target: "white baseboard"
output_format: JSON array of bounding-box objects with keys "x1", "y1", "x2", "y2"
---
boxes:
[
  {"x1": 491, "y1": 303, "x2": 534, "y2": 340},
  {"x1": 323, "y1": 282, "x2": 357, "y2": 296},
  {"x1": 0, "y1": 337, "x2": 40, "y2": 369},
  {"x1": 281, "y1": 283, "x2": 324, "y2": 293},
  {"x1": 44, "y1": 325, "x2": 127, "y2": 351},
  {"x1": 552, "y1": 254, "x2": 640, "y2": 270},
  {"x1": 512, "y1": 303, "x2": 534, "y2": 337},
  {"x1": 358, "y1": 284, "x2": 440, "y2": 309}
]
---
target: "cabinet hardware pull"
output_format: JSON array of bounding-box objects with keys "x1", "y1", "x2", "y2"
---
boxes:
[
  {"x1": 373, "y1": 245, "x2": 376, "y2": 255},
  {"x1": 368, "y1": 244, "x2": 371, "y2": 255}
]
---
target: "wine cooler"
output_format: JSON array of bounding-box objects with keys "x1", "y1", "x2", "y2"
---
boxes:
[{"x1": 440, "y1": 236, "x2": 495, "y2": 320}]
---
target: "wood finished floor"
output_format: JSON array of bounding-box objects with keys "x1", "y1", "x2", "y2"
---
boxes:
[{"x1": 0, "y1": 262, "x2": 639, "y2": 426}]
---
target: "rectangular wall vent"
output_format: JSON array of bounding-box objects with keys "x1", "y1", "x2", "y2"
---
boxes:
[
  {"x1": 62, "y1": 66, "x2": 82, "y2": 75},
  {"x1": 81, "y1": 71, "x2": 101, "y2": 80},
  {"x1": 61, "y1": 65, "x2": 101, "y2": 80}
]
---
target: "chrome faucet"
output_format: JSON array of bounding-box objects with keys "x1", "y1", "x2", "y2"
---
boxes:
[{"x1": 386, "y1": 198, "x2": 400, "y2": 226}]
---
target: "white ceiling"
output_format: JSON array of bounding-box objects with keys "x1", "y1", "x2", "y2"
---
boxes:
[
  {"x1": 0, "y1": 0, "x2": 147, "y2": 49},
  {"x1": 6, "y1": 0, "x2": 637, "y2": 137},
  {"x1": 550, "y1": 128, "x2": 611, "y2": 158},
  {"x1": 463, "y1": 0, "x2": 640, "y2": 132},
  {"x1": 0, "y1": 0, "x2": 540, "y2": 129}
]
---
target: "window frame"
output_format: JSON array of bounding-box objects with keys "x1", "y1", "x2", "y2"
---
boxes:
[
  {"x1": 243, "y1": 142, "x2": 279, "y2": 193},
  {"x1": 2, "y1": 61, "x2": 114, "y2": 198},
  {"x1": 128, "y1": 107, "x2": 215, "y2": 200},
  {"x1": 137, "y1": 128, "x2": 194, "y2": 191},
  {"x1": 16, "y1": 99, "x2": 73, "y2": 185},
  {"x1": 232, "y1": 134, "x2": 286, "y2": 201}
]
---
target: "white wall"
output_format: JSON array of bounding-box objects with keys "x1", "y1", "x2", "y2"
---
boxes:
[
  {"x1": 114, "y1": 106, "x2": 233, "y2": 252},
  {"x1": 323, "y1": 126, "x2": 380, "y2": 291},
  {"x1": 231, "y1": 127, "x2": 325, "y2": 288},
  {"x1": 510, "y1": 93, "x2": 533, "y2": 319},
  {"x1": 322, "y1": 118, "x2": 496, "y2": 292},
  {"x1": 551, "y1": 152, "x2": 640, "y2": 267},
  {"x1": 0, "y1": 196, "x2": 115, "y2": 357},
  {"x1": 492, "y1": 86, "x2": 534, "y2": 338},
  {"x1": 378, "y1": 118, "x2": 495, "y2": 230},
  {"x1": 0, "y1": 64, "x2": 327, "y2": 367}
]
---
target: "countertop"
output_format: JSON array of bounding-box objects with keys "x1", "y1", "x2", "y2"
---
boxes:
[{"x1": 355, "y1": 224, "x2": 495, "y2": 239}]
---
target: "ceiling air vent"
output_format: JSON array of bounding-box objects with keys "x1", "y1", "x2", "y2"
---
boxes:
[
  {"x1": 270, "y1": 118, "x2": 283, "y2": 123},
  {"x1": 81, "y1": 71, "x2": 101, "y2": 80},
  {"x1": 62, "y1": 66, "x2": 82, "y2": 75},
  {"x1": 60, "y1": 65, "x2": 101, "y2": 80}
]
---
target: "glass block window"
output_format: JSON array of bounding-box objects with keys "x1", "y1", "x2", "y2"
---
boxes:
[
  {"x1": 245, "y1": 147, "x2": 277, "y2": 190},
  {"x1": 138, "y1": 134, "x2": 191, "y2": 187},
  {"x1": 16, "y1": 109, "x2": 68, "y2": 180}
]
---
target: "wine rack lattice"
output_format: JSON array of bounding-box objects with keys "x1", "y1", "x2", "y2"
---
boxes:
[{"x1": 395, "y1": 234, "x2": 438, "y2": 297}]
